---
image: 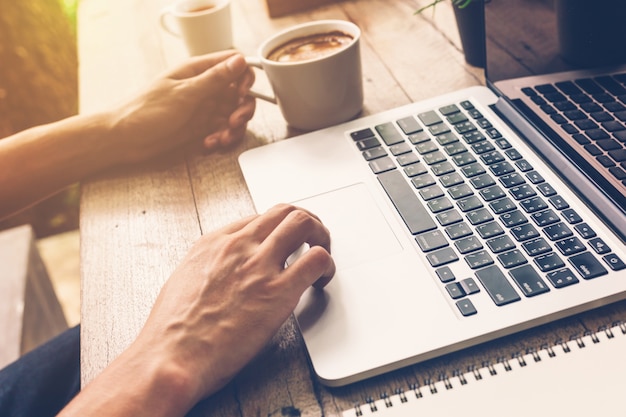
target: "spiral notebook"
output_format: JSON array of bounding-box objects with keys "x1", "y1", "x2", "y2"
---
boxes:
[{"x1": 341, "y1": 322, "x2": 626, "y2": 416}]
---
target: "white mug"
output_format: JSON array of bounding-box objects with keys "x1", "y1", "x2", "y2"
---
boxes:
[
  {"x1": 160, "y1": 0, "x2": 233, "y2": 56},
  {"x1": 246, "y1": 20, "x2": 363, "y2": 131}
]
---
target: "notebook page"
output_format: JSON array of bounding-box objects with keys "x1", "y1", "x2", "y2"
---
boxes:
[{"x1": 343, "y1": 324, "x2": 626, "y2": 416}]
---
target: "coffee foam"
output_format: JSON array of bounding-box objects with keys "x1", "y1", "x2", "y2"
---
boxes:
[{"x1": 267, "y1": 31, "x2": 353, "y2": 63}]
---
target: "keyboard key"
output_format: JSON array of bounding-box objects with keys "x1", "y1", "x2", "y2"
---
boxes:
[
  {"x1": 515, "y1": 159, "x2": 533, "y2": 172},
  {"x1": 476, "y1": 221, "x2": 505, "y2": 239},
  {"x1": 536, "y1": 183, "x2": 557, "y2": 197},
  {"x1": 445, "y1": 282, "x2": 465, "y2": 299},
  {"x1": 466, "y1": 208, "x2": 494, "y2": 225},
  {"x1": 436, "y1": 209, "x2": 463, "y2": 226},
  {"x1": 509, "y1": 265, "x2": 550, "y2": 297},
  {"x1": 426, "y1": 247, "x2": 459, "y2": 267},
  {"x1": 546, "y1": 268, "x2": 579, "y2": 288},
  {"x1": 418, "y1": 110, "x2": 443, "y2": 126},
  {"x1": 555, "y1": 237, "x2": 586, "y2": 256},
  {"x1": 436, "y1": 266, "x2": 456, "y2": 282},
  {"x1": 369, "y1": 157, "x2": 396, "y2": 174},
  {"x1": 375, "y1": 122, "x2": 404, "y2": 145},
  {"x1": 457, "y1": 196, "x2": 483, "y2": 212},
  {"x1": 561, "y1": 208, "x2": 582, "y2": 224},
  {"x1": 455, "y1": 236, "x2": 483, "y2": 254},
  {"x1": 363, "y1": 147, "x2": 387, "y2": 161},
  {"x1": 531, "y1": 209, "x2": 560, "y2": 227},
  {"x1": 470, "y1": 174, "x2": 497, "y2": 190},
  {"x1": 404, "y1": 162, "x2": 428, "y2": 177},
  {"x1": 543, "y1": 222, "x2": 573, "y2": 241},
  {"x1": 419, "y1": 185, "x2": 444, "y2": 201},
  {"x1": 548, "y1": 195, "x2": 569, "y2": 210},
  {"x1": 356, "y1": 137, "x2": 381, "y2": 151},
  {"x1": 456, "y1": 298, "x2": 477, "y2": 316},
  {"x1": 499, "y1": 173, "x2": 525, "y2": 188},
  {"x1": 490, "y1": 197, "x2": 516, "y2": 214},
  {"x1": 427, "y1": 197, "x2": 453, "y2": 213},
  {"x1": 497, "y1": 249, "x2": 528, "y2": 269},
  {"x1": 460, "y1": 163, "x2": 486, "y2": 178},
  {"x1": 588, "y1": 237, "x2": 611, "y2": 254},
  {"x1": 500, "y1": 210, "x2": 528, "y2": 227},
  {"x1": 603, "y1": 253, "x2": 626, "y2": 271},
  {"x1": 439, "y1": 172, "x2": 465, "y2": 187},
  {"x1": 534, "y1": 252, "x2": 565, "y2": 272},
  {"x1": 569, "y1": 251, "x2": 608, "y2": 279},
  {"x1": 486, "y1": 235, "x2": 516, "y2": 254},
  {"x1": 378, "y1": 170, "x2": 437, "y2": 235},
  {"x1": 445, "y1": 222, "x2": 473, "y2": 240},
  {"x1": 350, "y1": 128, "x2": 375, "y2": 141},
  {"x1": 415, "y1": 230, "x2": 449, "y2": 253},
  {"x1": 510, "y1": 223, "x2": 540, "y2": 241},
  {"x1": 396, "y1": 152, "x2": 420, "y2": 166},
  {"x1": 509, "y1": 184, "x2": 536, "y2": 200},
  {"x1": 411, "y1": 174, "x2": 435, "y2": 189},
  {"x1": 460, "y1": 278, "x2": 480, "y2": 295},
  {"x1": 465, "y1": 250, "x2": 495, "y2": 269},
  {"x1": 397, "y1": 116, "x2": 423, "y2": 135},
  {"x1": 448, "y1": 184, "x2": 474, "y2": 200},
  {"x1": 574, "y1": 223, "x2": 597, "y2": 239},
  {"x1": 520, "y1": 196, "x2": 548, "y2": 213},
  {"x1": 475, "y1": 265, "x2": 521, "y2": 306},
  {"x1": 522, "y1": 238, "x2": 552, "y2": 257}
]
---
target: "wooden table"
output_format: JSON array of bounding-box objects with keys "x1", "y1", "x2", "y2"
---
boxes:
[{"x1": 77, "y1": 0, "x2": 626, "y2": 415}]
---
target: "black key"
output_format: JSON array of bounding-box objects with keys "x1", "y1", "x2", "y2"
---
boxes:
[
  {"x1": 589, "y1": 237, "x2": 611, "y2": 254},
  {"x1": 415, "y1": 230, "x2": 449, "y2": 253},
  {"x1": 440, "y1": 104, "x2": 461, "y2": 115},
  {"x1": 455, "y1": 236, "x2": 483, "y2": 254},
  {"x1": 439, "y1": 172, "x2": 465, "y2": 187},
  {"x1": 369, "y1": 157, "x2": 396, "y2": 174},
  {"x1": 378, "y1": 170, "x2": 437, "y2": 235},
  {"x1": 544, "y1": 222, "x2": 573, "y2": 241},
  {"x1": 470, "y1": 173, "x2": 496, "y2": 189},
  {"x1": 534, "y1": 252, "x2": 565, "y2": 272},
  {"x1": 416, "y1": 140, "x2": 438, "y2": 155},
  {"x1": 476, "y1": 221, "x2": 505, "y2": 239},
  {"x1": 509, "y1": 265, "x2": 550, "y2": 297},
  {"x1": 409, "y1": 131, "x2": 430, "y2": 144},
  {"x1": 363, "y1": 147, "x2": 387, "y2": 161},
  {"x1": 389, "y1": 142, "x2": 412, "y2": 156},
  {"x1": 561, "y1": 208, "x2": 582, "y2": 224},
  {"x1": 460, "y1": 278, "x2": 480, "y2": 295},
  {"x1": 356, "y1": 137, "x2": 381, "y2": 151},
  {"x1": 443, "y1": 142, "x2": 467, "y2": 156},
  {"x1": 411, "y1": 174, "x2": 435, "y2": 189},
  {"x1": 465, "y1": 250, "x2": 494, "y2": 269},
  {"x1": 448, "y1": 184, "x2": 474, "y2": 200},
  {"x1": 526, "y1": 171, "x2": 545, "y2": 184},
  {"x1": 351, "y1": 128, "x2": 375, "y2": 141},
  {"x1": 603, "y1": 253, "x2": 626, "y2": 271},
  {"x1": 447, "y1": 112, "x2": 468, "y2": 125},
  {"x1": 396, "y1": 152, "x2": 420, "y2": 166},
  {"x1": 404, "y1": 162, "x2": 428, "y2": 177},
  {"x1": 569, "y1": 251, "x2": 608, "y2": 279},
  {"x1": 489, "y1": 162, "x2": 515, "y2": 177},
  {"x1": 500, "y1": 210, "x2": 528, "y2": 227},
  {"x1": 437, "y1": 132, "x2": 460, "y2": 146},
  {"x1": 418, "y1": 110, "x2": 443, "y2": 126},
  {"x1": 537, "y1": 183, "x2": 557, "y2": 197},
  {"x1": 397, "y1": 116, "x2": 423, "y2": 135},
  {"x1": 510, "y1": 223, "x2": 540, "y2": 242},
  {"x1": 456, "y1": 298, "x2": 477, "y2": 316},
  {"x1": 486, "y1": 235, "x2": 516, "y2": 254},
  {"x1": 460, "y1": 163, "x2": 486, "y2": 178},
  {"x1": 427, "y1": 197, "x2": 453, "y2": 213},
  {"x1": 431, "y1": 161, "x2": 456, "y2": 176},
  {"x1": 480, "y1": 151, "x2": 505, "y2": 165},
  {"x1": 515, "y1": 159, "x2": 533, "y2": 172},
  {"x1": 499, "y1": 173, "x2": 525, "y2": 188},
  {"x1": 455, "y1": 121, "x2": 477, "y2": 134},
  {"x1": 375, "y1": 122, "x2": 404, "y2": 145},
  {"x1": 445, "y1": 222, "x2": 473, "y2": 240},
  {"x1": 480, "y1": 185, "x2": 506, "y2": 201},
  {"x1": 466, "y1": 208, "x2": 493, "y2": 225},
  {"x1": 426, "y1": 247, "x2": 459, "y2": 267},
  {"x1": 509, "y1": 184, "x2": 536, "y2": 200},
  {"x1": 457, "y1": 196, "x2": 483, "y2": 212},
  {"x1": 446, "y1": 282, "x2": 466, "y2": 299},
  {"x1": 555, "y1": 237, "x2": 586, "y2": 256},
  {"x1": 520, "y1": 196, "x2": 548, "y2": 214},
  {"x1": 436, "y1": 209, "x2": 463, "y2": 226},
  {"x1": 490, "y1": 197, "x2": 516, "y2": 214},
  {"x1": 497, "y1": 249, "x2": 528, "y2": 269},
  {"x1": 505, "y1": 148, "x2": 522, "y2": 160},
  {"x1": 546, "y1": 268, "x2": 579, "y2": 288},
  {"x1": 548, "y1": 195, "x2": 569, "y2": 210},
  {"x1": 419, "y1": 185, "x2": 444, "y2": 201},
  {"x1": 522, "y1": 238, "x2": 552, "y2": 257},
  {"x1": 475, "y1": 265, "x2": 521, "y2": 306},
  {"x1": 531, "y1": 209, "x2": 560, "y2": 227},
  {"x1": 574, "y1": 223, "x2": 597, "y2": 239},
  {"x1": 423, "y1": 151, "x2": 447, "y2": 165},
  {"x1": 436, "y1": 266, "x2": 455, "y2": 283},
  {"x1": 451, "y1": 152, "x2": 477, "y2": 167}
]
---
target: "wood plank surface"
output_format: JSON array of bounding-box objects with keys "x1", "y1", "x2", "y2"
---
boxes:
[{"x1": 78, "y1": 0, "x2": 626, "y2": 415}]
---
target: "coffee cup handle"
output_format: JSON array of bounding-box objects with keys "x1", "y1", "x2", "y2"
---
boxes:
[
  {"x1": 159, "y1": 7, "x2": 181, "y2": 37},
  {"x1": 244, "y1": 57, "x2": 277, "y2": 104}
]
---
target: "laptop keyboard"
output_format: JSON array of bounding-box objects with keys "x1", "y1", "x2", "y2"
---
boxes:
[
  {"x1": 521, "y1": 73, "x2": 626, "y2": 189},
  {"x1": 350, "y1": 100, "x2": 625, "y2": 317}
]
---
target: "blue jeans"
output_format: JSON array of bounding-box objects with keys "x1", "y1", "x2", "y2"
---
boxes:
[{"x1": 0, "y1": 325, "x2": 80, "y2": 417}]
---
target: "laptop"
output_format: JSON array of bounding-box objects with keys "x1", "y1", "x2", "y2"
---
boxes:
[{"x1": 238, "y1": 0, "x2": 626, "y2": 387}]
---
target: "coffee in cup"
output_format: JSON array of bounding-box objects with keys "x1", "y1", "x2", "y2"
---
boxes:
[
  {"x1": 267, "y1": 31, "x2": 354, "y2": 63},
  {"x1": 246, "y1": 20, "x2": 363, "y2": 131}
]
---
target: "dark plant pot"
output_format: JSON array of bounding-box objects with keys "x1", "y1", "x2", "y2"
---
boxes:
[
  {"x1": 453, "y1": 0, "x2": 485, "y2": 68},
  {"x1": 555, "y1": 0, "x2": 626, "y2": 68}
]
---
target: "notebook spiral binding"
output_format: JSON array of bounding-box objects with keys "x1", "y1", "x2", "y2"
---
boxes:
[{"x1": 344, "y1": 322, "x2": 626, "y2": 417}]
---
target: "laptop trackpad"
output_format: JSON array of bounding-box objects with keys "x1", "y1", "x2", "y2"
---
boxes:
[{"x1": 290, "y1": 183, "x2": 403, "y2": 271}]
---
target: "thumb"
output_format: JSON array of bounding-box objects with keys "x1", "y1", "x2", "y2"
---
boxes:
[{"x1": 194, "y1": 54, "x2": 248, "y2": 94}]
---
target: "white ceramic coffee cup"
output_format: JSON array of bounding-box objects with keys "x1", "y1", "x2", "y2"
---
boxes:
[
  {"x1": 246, "y1": 20, "x2": 363, "y2": 131},
  {"x1": 160, "y1": 0, "x2": 233, "y2": 56}
]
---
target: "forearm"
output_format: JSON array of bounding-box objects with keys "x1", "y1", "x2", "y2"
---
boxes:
[
  {"x1": 0, "y1": 111, "x2": 119, "y2": 220},
  {"x1": 58, "y1": 340, "x2": 197, "y2": 417}
]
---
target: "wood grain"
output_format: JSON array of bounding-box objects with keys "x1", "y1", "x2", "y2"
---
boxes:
[{"x1": 78, "y1": 0, "x2": 626, "y2": 415}]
